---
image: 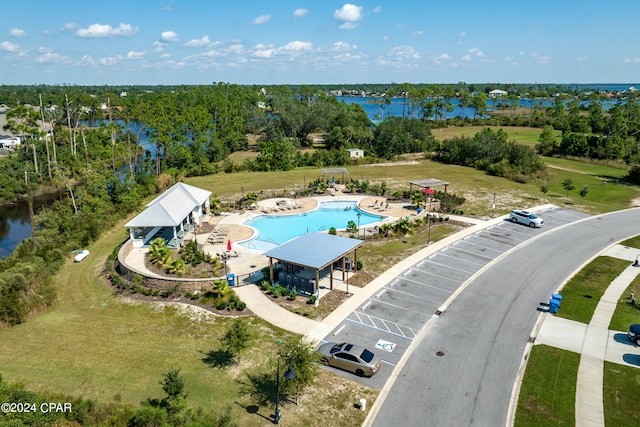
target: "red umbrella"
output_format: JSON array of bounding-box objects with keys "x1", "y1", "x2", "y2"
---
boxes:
[{"x1": 227, "y1": 239, "x2": 232, "y2": 251}]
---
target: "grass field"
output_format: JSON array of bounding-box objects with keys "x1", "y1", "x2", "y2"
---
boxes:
[
  {"x1": 514, "y1": 345, "x2": 579, "y2": 426},
  {"x1": 0, "y1": 222, "x2": 377, "y2": 426},
  {"x1": 554, "y1": 257, "x2": 631, "y2": 324},
  {"x1": 2, "y1": 125, "x2": 640, "y2": 425}
]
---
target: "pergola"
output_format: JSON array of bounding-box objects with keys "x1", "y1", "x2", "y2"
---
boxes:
[
  {"x1": 262, "y1": 233, "x2": 364, "y2": 294},
  {"x1": 408, "y1": 178, "x2": 449, "y2": 195},
  {"x1": 321, "y1": 167, "x2": 348, "y2": 184}
]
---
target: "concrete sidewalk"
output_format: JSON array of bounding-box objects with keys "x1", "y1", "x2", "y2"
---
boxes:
[{"x1": 534, "y1": 244, "x2": 640, "y2": 427}]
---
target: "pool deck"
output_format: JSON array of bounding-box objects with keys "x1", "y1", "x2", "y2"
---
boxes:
[{"x1": 124, "y1": 191, "x2": 434, "y2": 282}]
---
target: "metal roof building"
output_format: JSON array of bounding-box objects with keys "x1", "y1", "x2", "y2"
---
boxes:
[
  {"x1": 263, "y1": 232, "x2": 364, "y2": 294},
  {"x1": 124, "y1": 182, "x2": 211, "y2": 248}
]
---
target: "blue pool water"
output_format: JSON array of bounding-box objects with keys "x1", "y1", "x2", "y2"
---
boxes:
[{"x1": 240, "y1": 201, "x2": 385, "y2": 250}]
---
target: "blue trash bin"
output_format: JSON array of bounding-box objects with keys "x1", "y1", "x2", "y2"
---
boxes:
[
  {"x1": 227, "y1": 273, "x2": 235, "y2": 287},
  {"x1": 549, "y1": 298, "x2": 560, "y2": 313},
  {"x1": 552, "y1": 293, "x2": 563, "y2": 305}
]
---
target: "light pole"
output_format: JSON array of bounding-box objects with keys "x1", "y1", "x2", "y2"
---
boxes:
[
  {"x1": 356, "y1": 213, "x2": 361, "y2": 239},
  {"x1": 492, "y1": 193, "x2": 496, "y2": 218},
  {"x1": 275, "y1": 356, "x2": 296, "y2": 424},
  {"x1": 427, "y1": 195, "x2": 433, "y2": 243},
  {"x1": 241, "y1": 186, "x2": 244, "y2": 209}
]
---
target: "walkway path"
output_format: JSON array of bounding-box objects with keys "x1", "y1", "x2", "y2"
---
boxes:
[{"x1": 534, "y1": 244, "x2": 640, "y2": 427}]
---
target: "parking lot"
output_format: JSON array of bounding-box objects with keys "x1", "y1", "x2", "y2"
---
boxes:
[{"x1": 320, "y1": 207, "x2": 590, "y2": 386}]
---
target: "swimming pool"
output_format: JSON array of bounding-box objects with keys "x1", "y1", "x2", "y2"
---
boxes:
[{"x1": 240, "y1": 201, "x2": 385, "y2": 251}]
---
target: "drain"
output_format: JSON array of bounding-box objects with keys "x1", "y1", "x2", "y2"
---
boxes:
[{"x1": 436, "y1": 351, "x2": 445, "y2": 356}]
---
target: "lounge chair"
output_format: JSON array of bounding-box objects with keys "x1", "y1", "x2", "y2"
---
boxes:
[{"x1": 368, "y1": 200, "x2": 378, "y2": 208}]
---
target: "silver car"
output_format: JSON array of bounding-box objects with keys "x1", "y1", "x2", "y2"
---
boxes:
[
  {"x1": 509, "y1": 209, "x2": 544, "y2": 228},
  {"x1": 318, "y1": 342, "x2": 381, "y2": 377}
]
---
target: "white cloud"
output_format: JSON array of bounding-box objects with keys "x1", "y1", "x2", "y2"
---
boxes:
[
  {"x1": 63, "y1": 23, "x2": 77, "y2": 33},
  {"x1": 253, "y1": 14, "x2": 271, "y2": 25},
  {"x1": 413, "y1": 30, "x2": 424, "y2": 36},
  {"x1": 184, "y1": 36, "x2": 210, "y2": 47},
  {"x1": 76, "y1": 23, "x2": 138, "y2": 38},
  {"x1": 335, "y1": 4, "x2": 363, "y2": 29},
  {"x1": 252, "y1": 44, "x2": 275, "y2": 58},
  {"x1": 576, "y1": 55, "x2": 588, "y2": 62},
  {"x1": 281, "y1": 41, "x2": 312, "y2": 52},
  {"x1": 0, "y1": 41, "x2": 20, "y2": 52},
  {"x1": 10, "y1": 28, "x2": 26, "y2": 37},
  {"x1": 459, "y1": 31, "x2": 466, "y2": 37},
  {"x1": 161, "y1": 31, "x2": 178, "y2": 42},
  {"x1": 624, "y1": 57, "x2": 640, "y2": 63},
  {"x1": 436, "y1": 53, "x2": 451, "y2": 61},
  {"x1": 98, "y1": 55, "x2": 123, "y2": 66},
  {"x1": 152, "y1": 41, "x2": 166, "y2": 52},
  {"x1": 388, "y1": 45, "x2": 420, "y2": 60},
  {"x1": 373, "y1": 6, "x2": 382, "y2": 13},
  {"x1": 78, "y1": 55, "x2": 96, "y2": 66},
  {"x1": 468, "y1": 47, "x2": 484, "y2": 58},
  {"x1": 127, "y1": 51, "x2": 145, "y2": 59},
  {"x1": 462, "y1": 54, "x2": 472, "y2": 61},
  {"x1": 293, "y1": 8, "x2": 308, "y2": 18},
  {"x1": 333, "y1": 41, "x2": 356, "y2": 51},
  {"x1": 34, "y1": 48, "x2": 69, "y2": 64},
  {"x1": 529, "y1": 51, "x2": 550, "y2": 64}
]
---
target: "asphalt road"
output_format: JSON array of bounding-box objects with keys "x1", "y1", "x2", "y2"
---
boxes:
[{"x1": 371, "y1": 207, "x2": 640, "y2": 427}]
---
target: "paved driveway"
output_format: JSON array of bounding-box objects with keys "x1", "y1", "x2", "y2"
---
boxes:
[
  {"x1": 369, "y1": 208, "x2": 640, "y2": 426},
  {"x1": 321, "y1": 206, "x2": 588, "y2": 390}
]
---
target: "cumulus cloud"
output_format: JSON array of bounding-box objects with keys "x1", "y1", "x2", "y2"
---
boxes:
[
  {"x1": 333, "y1": 41, "x2": 356, "y2": 51},
  {"x1": 184, "y1": 35, "x2": 210, "y2": 47},
  {"x1": 253, "y1": 14, "x2": 271, "y2": 25},
  {"x1": 63, "y1": 23, "x2": 77, "y2": 33},
  {"x1": 252, "y1": 43, "x2": 275, "y2": 58},
  {"x1": 373, "y1": 6, "x2": 382, "y2": 13},
  {"x1": 10, "y1": 28, "x2": 26, "y2": 37},
  {"x1": 0, "y1": 41, "x2": 20, "y2": 52},
  {"x1": 281, "y1": 41, "x2": 312, "y2": 51},
  {"x1": 161, "y1": 31, "x2": 178, "y2": 42},
  {"x1": 127, "y1": 51, "x2": 145, "y2": 59},
  {"x1": 99, "y1": 55, "x2": 123, "y2": 65},
  {"x1": 76, "y1": 23, "x2": 138, "y2": 38},
  {"x1": 293, "y1": 8, "x2": 308, "y2": 18},
  {"x1": 335, "y1": 3, "x2": 363, "y2": 29}
]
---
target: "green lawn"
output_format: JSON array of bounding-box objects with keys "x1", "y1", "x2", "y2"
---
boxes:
[
  {"x1": 187, "y1": 157, "x2": 638, "y2": 218},
  {"x1": 555, "y1": 257, "x2": 631, "y2": 324},
  {"x1": 515, "y1": 345, "x2": 579, "y2": 427},
  {"x1": 0, "y1": 221, "x2": 378, "y2": 426},
  {"x1": 604, "y1": 362, "x2": 640, "y2": 426}
]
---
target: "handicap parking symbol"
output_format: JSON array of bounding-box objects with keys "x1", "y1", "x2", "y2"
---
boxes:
[{"x1": 375, "y1": 339, "x2": 396, "y2": 352}]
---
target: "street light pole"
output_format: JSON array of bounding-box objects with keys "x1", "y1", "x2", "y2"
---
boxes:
[
  {"x1": 274, "y1": 355, "x2": 296, "y2": 424},
  {"x1": 356, "y1": 213, "x2": 361, "y2": 239},
  {"x1": 492, "y1": 193, "x2": 496, "y2": 218}
]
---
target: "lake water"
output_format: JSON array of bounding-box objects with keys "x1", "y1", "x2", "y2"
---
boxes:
[{"x1": 0, "y1": 193, "x2": 63, "y2": 259}]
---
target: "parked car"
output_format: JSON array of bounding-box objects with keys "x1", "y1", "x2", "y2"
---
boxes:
[
  {"x1": 318, "y1": 342, "x2": 381, "y2": 377},
  {"x1": 509, "y1": 210, "x2": 544, "y2": 228},
  {"x1": 627, "y1": 324, "x2": 640, "y2": 345}
]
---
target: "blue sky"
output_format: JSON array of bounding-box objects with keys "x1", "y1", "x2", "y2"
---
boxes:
[{"x1": 2, "y1": 0, "x2": 639, "y2": 85}]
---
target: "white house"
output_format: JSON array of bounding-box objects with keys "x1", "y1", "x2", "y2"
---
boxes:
[
  {"x1": 489, "y1": 89, "x2": 508, "y2": 98},
  {"x1": 347, "y1": 148, "x2": 364, "y2": 158},
  {"x1": 0, "y1": 135, "x2": 21, "y2": 151},
  {"x1": 124, "y1": 182, "x2": 212, "y2": 249}
]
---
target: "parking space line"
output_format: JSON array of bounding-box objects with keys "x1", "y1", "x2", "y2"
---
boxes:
[
  {"x1": 416, "y1": 259, "x2": 477, "y2": 275},
  {"x1": 393, "y1": 275, "x2": 457, "y2": 293},
  {"x1": 405, "y1": 267, "x2": 468, "y2": 283},
  {"x1": 346, "y1": 314, "x2": 418, "y2": 340},
  {"x1": 436, "y1": 249, "x2": 487, "y2": 267}
]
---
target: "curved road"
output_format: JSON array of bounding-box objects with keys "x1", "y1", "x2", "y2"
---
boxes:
[{"x1": 371, "y1": 208, "x2": 640, "y2": 426}]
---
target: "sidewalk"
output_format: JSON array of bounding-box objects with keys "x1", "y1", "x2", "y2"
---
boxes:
[{"x1": 534, "y1": 244, "x2": 640, "y2": 427}]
